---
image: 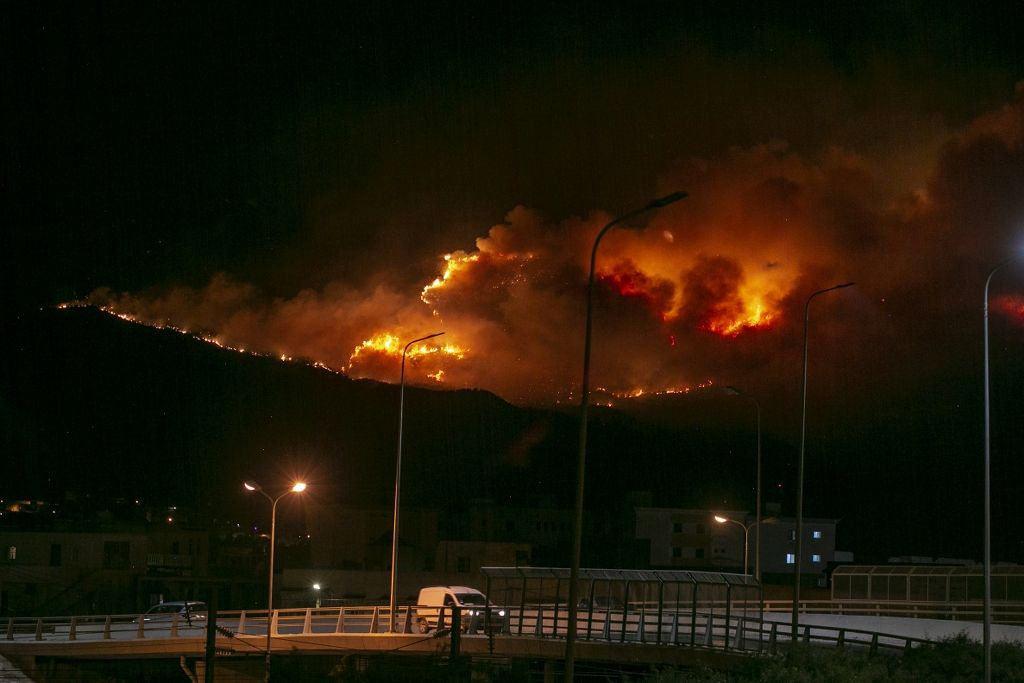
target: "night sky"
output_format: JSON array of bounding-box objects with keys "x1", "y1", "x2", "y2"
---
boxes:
[{"x1": 4, "y1": 3, "x2": 1024, "y2": 561}]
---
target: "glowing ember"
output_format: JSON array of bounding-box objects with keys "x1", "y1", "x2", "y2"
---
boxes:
[{"x1": 994, "y1": 294, "x2": 1024, "y2": 324}]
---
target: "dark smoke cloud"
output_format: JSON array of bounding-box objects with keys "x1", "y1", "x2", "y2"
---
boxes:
[{"x1": 92, "y1": 88, "x2": 1024, "y2": 413}]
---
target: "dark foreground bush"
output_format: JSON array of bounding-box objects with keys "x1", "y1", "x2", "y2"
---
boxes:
[{"x1": 654, "y1": 635, "x2": 1024, "y2": 683}]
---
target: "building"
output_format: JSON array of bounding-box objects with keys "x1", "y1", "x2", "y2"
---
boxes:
[{"x1": 634, "y1": 507, "x2": 840, "y2": 585}]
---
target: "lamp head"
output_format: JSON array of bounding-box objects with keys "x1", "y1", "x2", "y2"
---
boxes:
[
  {"x1": 291, "y1": 482, "x2": 307, "y2": 493},
  {"x1": 648, "y1": 191, "x2": 688, "y2": 208},
  {"x1": 243, "y1": 481, "x2": 261, "y2": 492},
  {"x1": 714, "y1": 515, "x2": 729, "y2": 524},
  {"x1": 724, "y1": 386, "x2": 741, "y2": 396}
]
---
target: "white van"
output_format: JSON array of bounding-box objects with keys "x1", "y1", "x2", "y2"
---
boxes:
[{"x1": 415, "y1": 585, "x2": 503, "y2": 633}]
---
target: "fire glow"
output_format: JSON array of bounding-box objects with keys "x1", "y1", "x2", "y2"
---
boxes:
[{"x1": 345, "y1": 333, "x2": 466, "y2": 381}]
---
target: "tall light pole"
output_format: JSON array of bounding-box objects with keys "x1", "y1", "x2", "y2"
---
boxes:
[
  {"x1": 792, "y1": 282, "x2": 854, "y2": 641},
  {"x1": 714, "y1": 515, "x2": 752, "y2": 575},
  {"x1": 983, "y1": 256, "x2": 1021, "y2": 683},
  {"x1": 725, "y1": 386, "x2": 762, "y2": 580},
  {"x1": 389, "y1": 332, "x2": 444, "y2": 633},
  {"x1": 565, "y1": 191, "x2": 687, "y2": 681},
  {"x1": 243, "y1": 480, "x2": 307, "y2": 683}
]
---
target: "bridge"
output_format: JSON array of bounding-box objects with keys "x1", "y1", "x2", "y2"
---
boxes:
[
  {"x1": 0, "y1": 602, "x2": 950, "y2": 681},
  {"x1": 6, "y1": 564, "x2": 1023, "y2": 681}
]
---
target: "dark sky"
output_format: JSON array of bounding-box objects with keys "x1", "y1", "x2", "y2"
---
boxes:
[{"x1": 3, "y1": 3, "x2": 1024, "y2": 558}]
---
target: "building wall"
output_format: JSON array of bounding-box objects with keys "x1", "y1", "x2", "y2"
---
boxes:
[{"x1": 635, "y1": 507, "x2": 838, "y2": 580}]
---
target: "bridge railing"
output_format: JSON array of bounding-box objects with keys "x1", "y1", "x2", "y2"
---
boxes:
[
  {"x1": 762, "y1": 599, "x2": 1024, "y2": 625},
  {"x1": 1, "y1": 603, "x2": 946, "y2": 656}
]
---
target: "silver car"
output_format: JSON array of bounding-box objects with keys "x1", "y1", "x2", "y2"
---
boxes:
[{"x1": 140, "y1": 600, "x2": 207, "y2": 625}]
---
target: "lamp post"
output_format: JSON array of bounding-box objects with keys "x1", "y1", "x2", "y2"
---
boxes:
[
  {"x1": 244, "y1": 480, "x2": 307, "y2": 683},
  {"x1": 983, "y1": 256, "x2": 1021, "y2": 683},
  {"x1": 389, "y1": 332, "x2": 444, "y2": 633},
  {"x1": 714, "y1": 515, "x2": 752, "y2": 575},
  {"x1": 793, "y1": 282, "x2": 854, "y2": 641},
  {"x1": 565, "y1": 191, "x2": 687, "y2": 681},
  {"x1": 725, "y1": 386, "x2": 762, "y2": 580}
]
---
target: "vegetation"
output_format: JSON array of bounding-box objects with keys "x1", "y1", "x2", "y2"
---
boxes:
[{"x1": 657, "y1": 635, "x2": 1024, "y2": 683}]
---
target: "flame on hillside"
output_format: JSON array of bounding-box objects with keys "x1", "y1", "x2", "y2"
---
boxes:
[{"x1": 78, "y1": 90, "x2": 1024, "y2": 405}]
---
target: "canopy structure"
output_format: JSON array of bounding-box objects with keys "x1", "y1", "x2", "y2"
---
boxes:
[
  {"x1": 479, "y1": 566, "x2": 762, "y2": 643},
  {"x1": 832, "y1": 564, "x2": 1024, "y2": 603}
]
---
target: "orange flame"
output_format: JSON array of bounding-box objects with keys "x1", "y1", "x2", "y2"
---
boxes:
[{"x1": 345, "y1": 332, "x2": 467, "y2": 382}]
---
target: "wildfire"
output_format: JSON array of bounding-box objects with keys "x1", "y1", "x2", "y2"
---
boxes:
[
  {"x1": 421, "y1": 252, "x2": 480, "y2": 307},
  {"x1": 700, "y1": 301, "x2": 776, "y2": 337},
  {"x1": 995, "y1": 295, "x2": 1024, "y2": 325},
  {"x1": 345, "y1": 332, "x2": 466, "y2": 382},
  {"x1": 590, "y1": 379, "x2": 717, "y2": 406}
]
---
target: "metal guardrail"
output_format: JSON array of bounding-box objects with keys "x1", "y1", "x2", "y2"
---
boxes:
[
  {"x1": 1, "y1": 603, "x2": 943, "y2": 658},
  {"x1": 762, "y1": 599, "x2": 1024, "y2": 625}
]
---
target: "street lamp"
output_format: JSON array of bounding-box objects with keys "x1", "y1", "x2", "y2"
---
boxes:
[
  {"x1": 983, "y1": 255, "x2": 1021, "y2": 683},
  {"x1": 713, "y1": 514, "x2": 780, "y2": 576},
  {"x1": 389, "y1": 332, "x2": 444, "y2": 633},
  {"x1": 725, "y1": 386, "x2": 762, "y2": 580},
  {"x1": 714, "y1": 515, "x2": 752, "y2": 575},
  {"x1": 792, "y1": 282, "x2": 854, "y2": 640},
  {"x1": 565, "y1": 191, "x2": 687, "y2": 681},
  {"x1": 244, "y1": 480, "x2": 307, "y2": 683}
]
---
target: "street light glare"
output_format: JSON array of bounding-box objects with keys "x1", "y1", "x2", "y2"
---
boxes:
[
  {"x1": 291, "y1": 482, "x2": 307, "y2": 493},
  {"x1": 714, "y1": 515, "x2": 728, "y2": 523},
  {"x1": 243, "y1": 481, "x2": 259, "y2": 492}
]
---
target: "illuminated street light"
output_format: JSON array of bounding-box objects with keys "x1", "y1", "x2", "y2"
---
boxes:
[
  {"x1": 793, "y1": 282, "x2": 854, "y2": 641},
  {"x1": 724, "y1": 385, "x2": 763, "y2": 580},
  {"x1": 244, "y1": 480, "x2": 307, "y2": 683},
  {"x1": 983, "y1": 255, "x2": 1021, "y2": 683},
  {"x1": 389, "y1": 332, "x2": 444, "y2": 633},
  {"x1": 565, "y1": 191, "x2": 687, "y2": 681},
  {"x1": 714, "y1": 515, "x2": 752, "y2": 575}
]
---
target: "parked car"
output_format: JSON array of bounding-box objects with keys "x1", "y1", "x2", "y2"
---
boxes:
[
  {"x1": 415, "y1": 586, "x2": 503, "y2": 633},
  {"x1": 139, "y1": 601, "x2": 207, "y2": 625}
]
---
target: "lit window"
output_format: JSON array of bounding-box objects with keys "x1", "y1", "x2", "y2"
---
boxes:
[
  {"x1": 788, "y1": 530, "x2": 796, "y2": 541},
  {"x1": 785, "y1": 553, "x2": 795, "y2": 565},
  {"x1": 812, "y1": 554, "x2": 822, "y2": 563},
  {"x1": 7, "y1": 546, "x2": 15, "y2": 560},
  {"x1": 812, "y1": 530, "x2": 823, "y2": 540}
]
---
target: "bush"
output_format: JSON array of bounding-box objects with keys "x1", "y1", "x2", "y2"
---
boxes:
[{"x1": 651, "y1": 636, "x2": 1024, "y2": 683}]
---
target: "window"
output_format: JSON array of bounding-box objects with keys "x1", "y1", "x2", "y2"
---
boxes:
[
  {"x1": 812, "y1": 530, "x2": 823, "y2": 540},
  {"x1": 456, "y1": 556, "x2": 471, "y2": 573},
  {"x1": 6, "y1": 546, "x2": 15, "y2": 560},
  {"x1": 812, "y1": 554, "x2": 822, "y2": 563},
  {"x1": 696, "y1": 524, "x2": 705, "y2": 535},
  {"x1": 672, "y1": 522, "x2": 683, "y2": 533},
  {"x1": 672, "y1": 546, "x2": 682, "y2": 558},
  {"x1": 785, "y1": 553, "x2": 796, "y2": 565},
  {"x1": 695, "y1": 548, "x2": 705, "y2": 559},
  {"x1": 788, "y1": 530, "x2": 796, "y2": 541}
]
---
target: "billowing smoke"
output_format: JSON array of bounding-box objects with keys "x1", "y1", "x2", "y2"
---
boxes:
[{"x1": 90, "y1": 87, "x2": 1024, "y2": 407}]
